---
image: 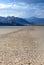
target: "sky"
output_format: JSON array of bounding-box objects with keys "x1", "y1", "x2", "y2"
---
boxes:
[{"x1": 0, "y1": 0, "x2": 44, "y2": 18}]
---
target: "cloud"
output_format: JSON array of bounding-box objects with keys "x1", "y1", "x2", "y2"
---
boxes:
[
  {"x1": 0, "y1": 2, "x2": 44, "y2": 10},
  {"x1": 32, "y1": 3, "x2": 44, "y2": 18},
  {"x1": 0, "y1": 0, "x2": 44, "y2": 4},
  {"x1": 34, "y1": 9, "x2": 44, "y2": 18},
  {"x1": 0, "y1": 3, "x2": 12, "y2": 9},
  {"x1": 0, "y1": 3, "x2": 29, "y2": 10},
  {"x1": 0, "y1": 2, "x2": 44, "y2": 18},
  {"x1": 11, "y1": 0, "x2": 44, "y2": 3},
  {"x1": 12, "y1": 3, "x2": 29, "y2": 10},
  {"x1": 0, "y1": 2, "x2": 29, "y2": 17}
]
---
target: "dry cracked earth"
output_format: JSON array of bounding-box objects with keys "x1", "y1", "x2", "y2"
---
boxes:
[{"x1": 0, "y1": 26, "x2": 44, "y2": 65}]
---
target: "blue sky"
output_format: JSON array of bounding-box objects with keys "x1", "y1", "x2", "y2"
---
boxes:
[{"x1": 0, "y1": 0, "x2": 44, "y2": 18}]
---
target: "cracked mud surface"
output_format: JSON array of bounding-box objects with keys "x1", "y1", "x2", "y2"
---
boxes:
[{"x1": 0, "y1": 26, "x2": 44, "y2": 65}]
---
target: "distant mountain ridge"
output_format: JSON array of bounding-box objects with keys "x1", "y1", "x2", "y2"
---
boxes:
[
  {"x1": 0, "y1": 16, "x2": 31, "y2": 26},
  {"x1": 0, "y1": 16, "x2": 44, "y2": 26},
  {"x1": 26, "y1": 17, "x2": 44, "y2": 25}
]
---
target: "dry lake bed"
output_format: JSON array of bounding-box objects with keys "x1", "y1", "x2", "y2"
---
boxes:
[{"x1": 0, "y1": 26, "x2": 44, "y2": 65}]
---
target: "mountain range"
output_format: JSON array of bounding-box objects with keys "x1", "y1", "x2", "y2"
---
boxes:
[
  {"x1": 0, "y1": 16, "x2": 31, "y2": 26},
  {"x1": 26, "y1": 17, "x2": 44, "y2": 25},
  {"x1": 0, "y1": 16, "x2": 44, "y2": 26}
]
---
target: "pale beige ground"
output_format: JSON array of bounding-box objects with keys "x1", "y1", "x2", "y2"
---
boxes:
[{"x1": 0, "y1": 26, "x2": 44, "y2": 65}]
